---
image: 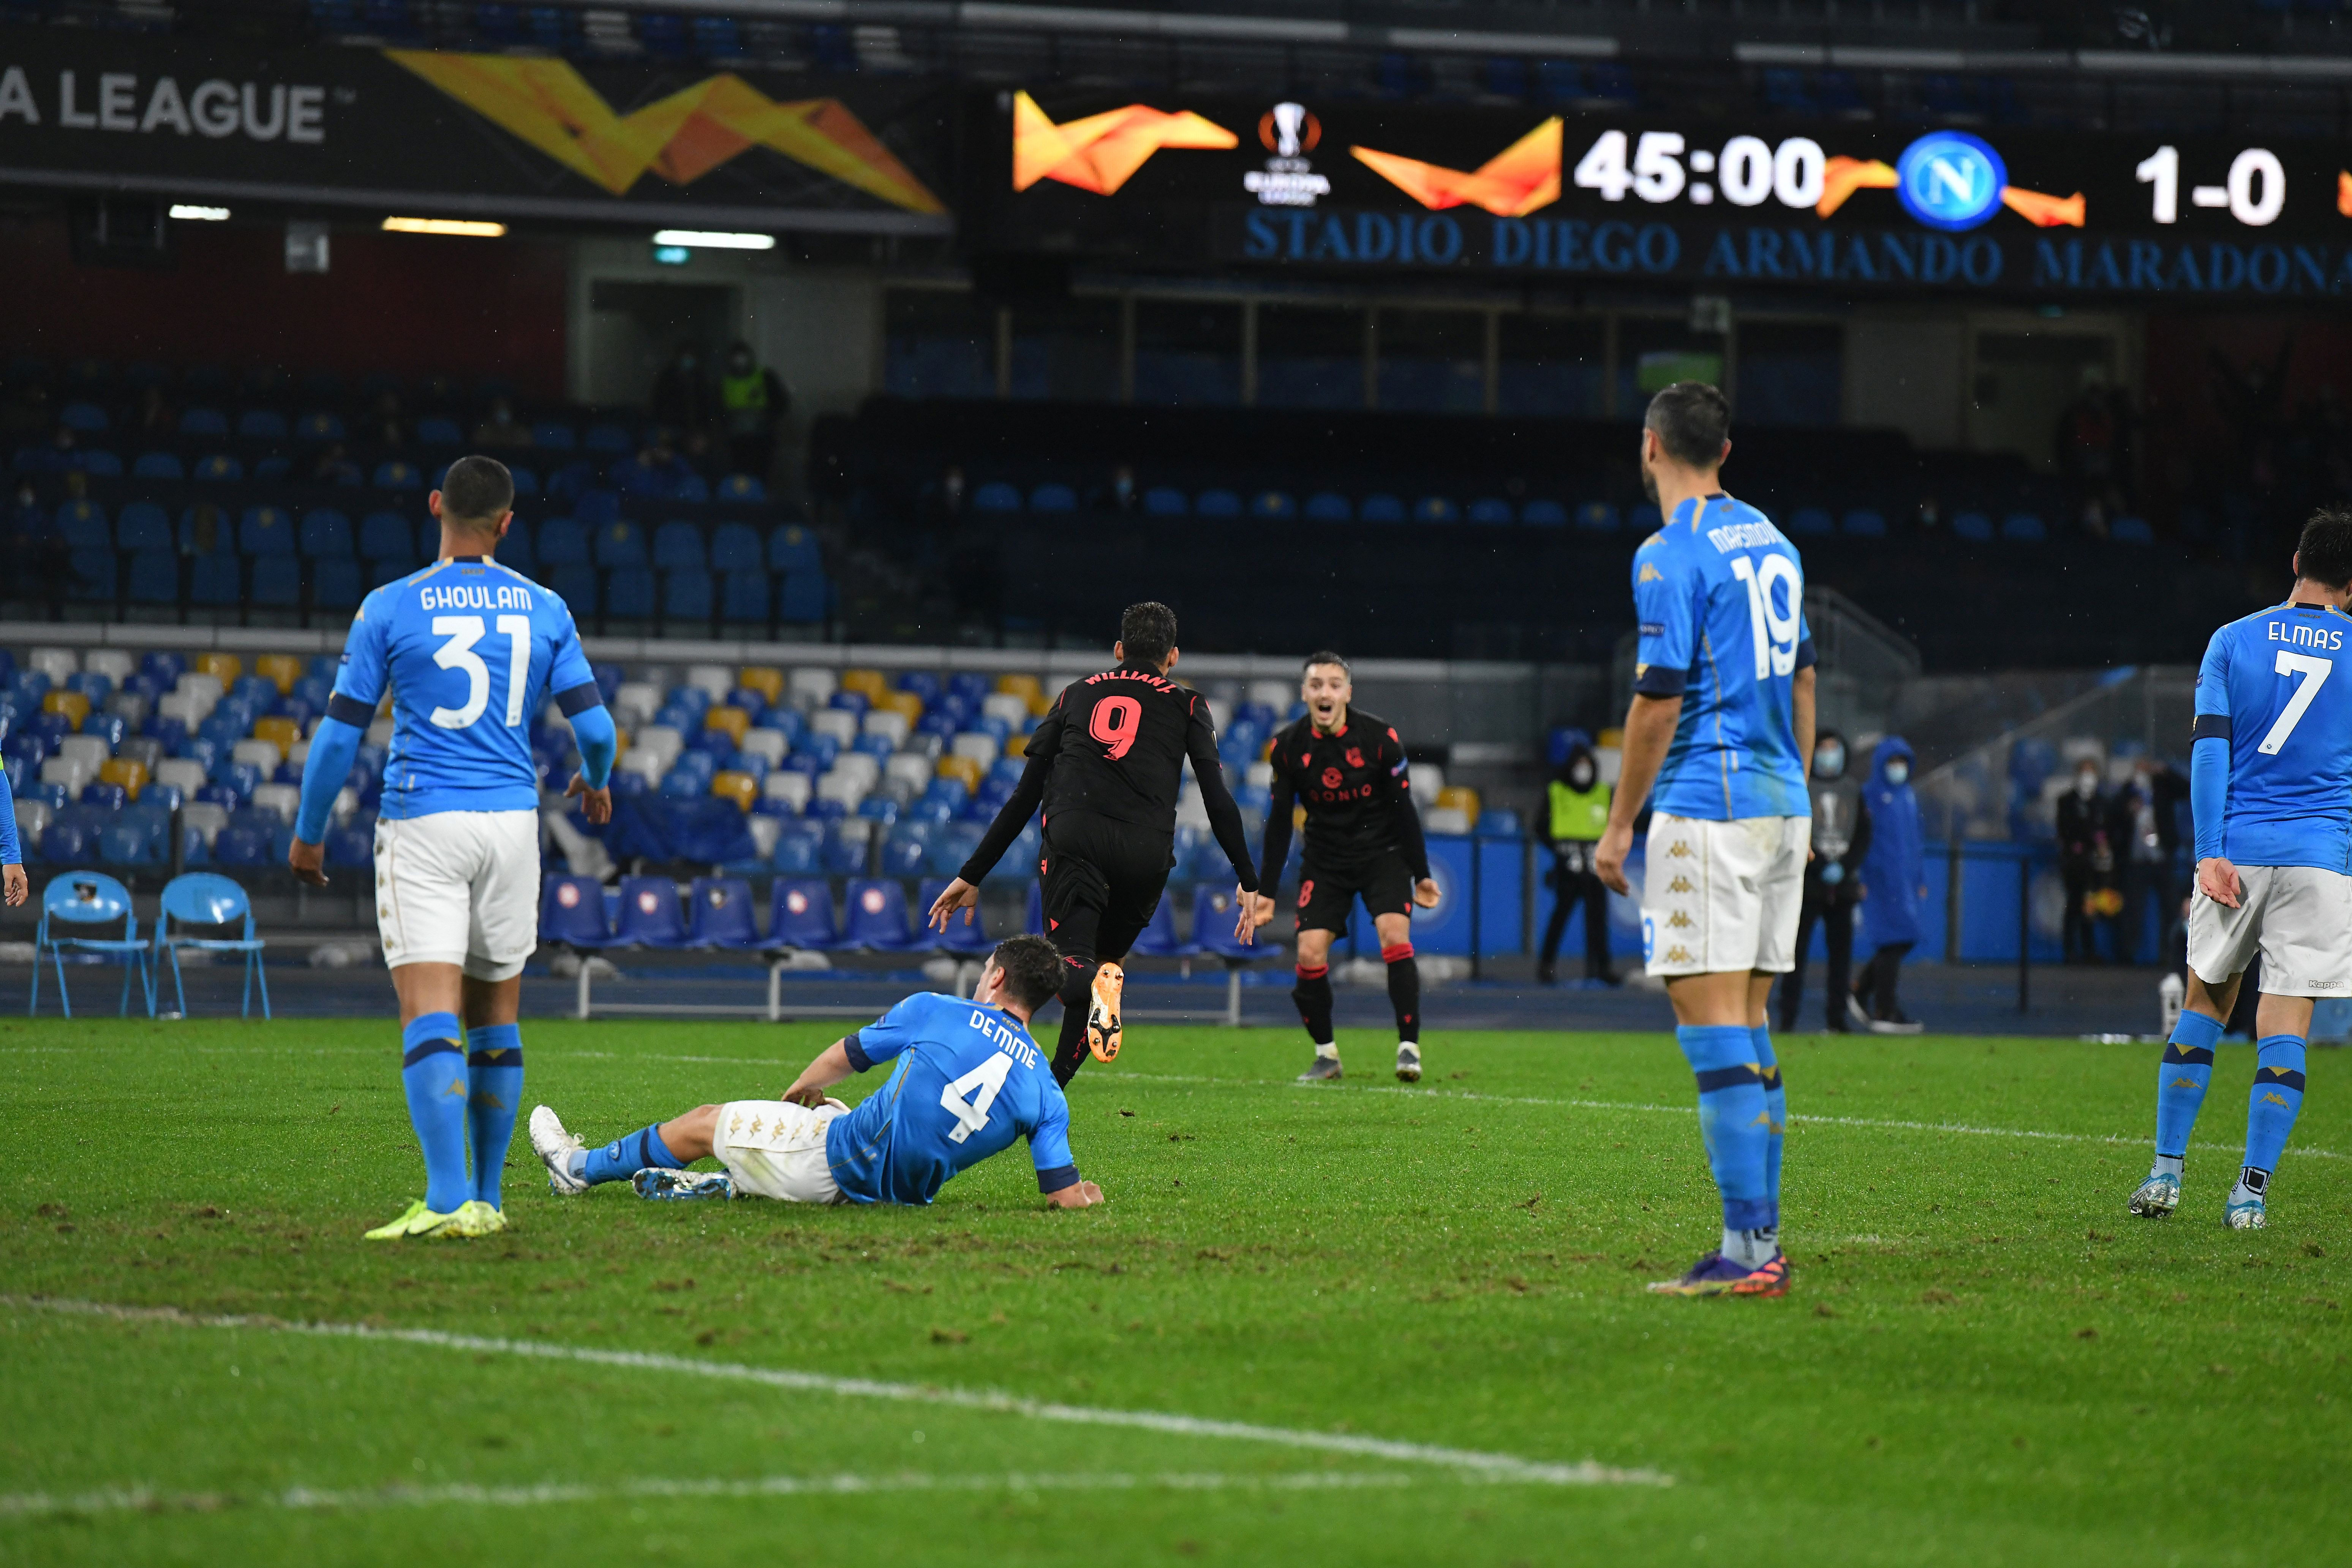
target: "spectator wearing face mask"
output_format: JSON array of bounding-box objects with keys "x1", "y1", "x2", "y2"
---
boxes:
[
  {"x1": 1779, "y1": 728, "x2": 1870, "y2": 1034},
  {"x1": 2118, "y1": 758, "x2": 2183, "y2": 965},
  {"x1": 1851, "y1": 737, "x2": 1926, "y2": 1034},
  {"x1": 2055, "y1": 758, "x2": 2112, "y2": 964},
  {"x1": 1536, "y1": 738, "x2": 1615, "y2": 986}
]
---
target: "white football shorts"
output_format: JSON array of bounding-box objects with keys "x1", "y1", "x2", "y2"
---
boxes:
[
  {"x1": 2186, "y1": 864, "x2": 2352, "y2": 998},
  {"x1": 372, "y1": 809, "x2": 541, "y2": 980},
  {"x1": 710, "y1": 1100, "x2": 846, "y2": 1203},
  {"x1": 1641, "y1": 813, "x2": 1810, "y2": 978}
]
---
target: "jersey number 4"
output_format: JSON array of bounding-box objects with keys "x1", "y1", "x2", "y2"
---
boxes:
[
  {"x1": 2260, "y1": 650, "x2": 2333, "y2": 755},
  {"x1": 1729, "y1": 555, "x2": 1803, "y2": 680},
  {"x1": 939, "y1": 1051, "x2": 1015, "y2": 1144},
  {"x1": 430, "y1": 614, "x2": 533, "y2": 730}
]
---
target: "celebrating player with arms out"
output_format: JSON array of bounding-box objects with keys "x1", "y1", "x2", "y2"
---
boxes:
[
  {"x1": 289, "y1": 456, "x2": 619, "y2": 1240},
  {"x1": 1594, "y1": 382, "x2": 1816, "y2": 1299},
  {"x1": 2128, "y1": 510, "x2": 2352, "y2": 1230},
  {"x1": 1247, "y1": 653, "x2": 1440, "y2": 1083},
  {"x1": 531, "y1": 937, "x2": 1101, "y2": 1209},
  {"x1": 927, "y1": 602, "x2": 1259, "y2": 1087}
]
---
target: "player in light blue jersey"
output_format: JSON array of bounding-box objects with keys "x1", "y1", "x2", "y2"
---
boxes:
[
  {"x1": 528, "y1": 936, "x2": 1103, "y2": 1211},
  {"x1": 289, "y1": 456, "x2": 618, "y2": 1241},
  {"x1": 1595, "y1": 382, "x2": 1816, "y2": 1299},
  {"x1": 2128, "y1": 510, "x2": 2352, "y2": 1231}
]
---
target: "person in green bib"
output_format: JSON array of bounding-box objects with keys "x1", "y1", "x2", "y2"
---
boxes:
[
  {"x1": 719, "y1": 341, "x2": 790, "y2": 481},
  {"x1": 1538, "y1": 736, "x2": 1617, "y2": 986}
]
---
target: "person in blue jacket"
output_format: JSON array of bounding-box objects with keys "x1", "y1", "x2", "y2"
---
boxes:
[
  {"x1": 1851, "y1": 737, "x2": 1927, "y2": 1034},
  {"x1": 0, "y1": 762, "x2": 24, "y2": 909}
]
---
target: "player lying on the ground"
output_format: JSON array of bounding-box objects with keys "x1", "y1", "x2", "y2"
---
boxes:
[
  {"x1": 289, "y1": 455, "x2": 617, "y2": 1242},
  {"x1": 2128, "y1": 508, "x2": 2352, "y2": 1231},
  {"x1": 1595, "y1": 380, "x2": 1815, "y2": 1300},
  {"x1": 530, "y1": 936, "x2": 1103, "y2": 1208},
  {"x1": 1246, "y1": 651, "x2": 1440, "y2": 1084},
  {"x1": 925, "y1": 602, "x2": 1258, "y2": 1088}
]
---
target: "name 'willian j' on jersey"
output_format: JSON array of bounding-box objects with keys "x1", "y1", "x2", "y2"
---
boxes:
[
  {"x1": 328, "y1": 555, "x2": 599, "y2": 819},
  {"x1": 2193, "y1": 599, "x2": 2352, "y2": 873},
  {"x1": 1630, "y1": 494, "x2": 1817, "y2": 822}
]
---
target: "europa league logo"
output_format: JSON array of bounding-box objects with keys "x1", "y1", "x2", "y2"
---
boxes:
[{"x1": 1259, "y1": 102, "x2": 1321, "y2": 158}]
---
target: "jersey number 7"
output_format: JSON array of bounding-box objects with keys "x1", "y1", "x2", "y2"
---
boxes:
[
  {"x1": 2260, "y1": 650, "x2": 2333, "y2": 755},
  {"x1": 430, "y1": 614, "x2": 533, "y2": 730}
]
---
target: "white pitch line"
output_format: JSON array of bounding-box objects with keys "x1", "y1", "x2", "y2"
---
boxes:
[
  {"x1": 1106, "y1": 1070, "x2": 2351, "y2": 1163},
  {"x1": 0, "y1": 1468, "x2": 1490, "y2": 1521},
  {"x1": 8, "y1": 1298, "x2": 1665, "y2": 1489}
]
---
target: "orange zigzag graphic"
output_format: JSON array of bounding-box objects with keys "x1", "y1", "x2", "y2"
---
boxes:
[
  {"x1": 1012, "y1": 91, "x2": 1236, "y2": 195},
  {"x1": 1348, "y1": 119, "x2": 1562, "y2": 217},
  {"x1": 1816, "y1": 154, "x2": 2079, "y2": 226},
  {"x1": 386, "y1": 51, "x2": 944, "y2": 213}
]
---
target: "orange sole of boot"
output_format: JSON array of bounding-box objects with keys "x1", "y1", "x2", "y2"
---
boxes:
[{"x1": 1087, "y1": 961, "x2": 1125, "y2": 1062}]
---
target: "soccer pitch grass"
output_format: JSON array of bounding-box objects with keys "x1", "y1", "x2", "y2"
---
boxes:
[{"x1": 3, "y1": 1019, "x2": 2348, "y2": 1566}]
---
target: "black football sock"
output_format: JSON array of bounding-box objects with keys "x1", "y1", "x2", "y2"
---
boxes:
[
  {"x1": 1050, "y1": 958, "x2": 1095, "y2": 1087},
  {"x1": 1292, "y1": 963, "x2": 1334, "y2": 1045},
  {"x1": 1382, "y1": 943, "x2": 1420, "y2": 1043}
]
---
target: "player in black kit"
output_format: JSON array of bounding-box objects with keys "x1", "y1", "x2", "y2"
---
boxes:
[
  {"x1": 1246, "y1": 652, "x2": 1440, "y2": 1083},
  {"x1": 927, "y1": 602, "x2": 1258, "y2": 1087}
]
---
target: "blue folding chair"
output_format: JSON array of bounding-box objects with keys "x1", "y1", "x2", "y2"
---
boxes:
[
  {"x1": 1127, "y1": 894, "x2": 1195, "y2": 959},
  {"x1": 767, "y1": 877, "x2": 843, "y2": 950},
  {"x1": 153, "y1": 872, "x2": 269, "y2": 1018},
  {"x1": 688, "y1": 875, "x2": 762, "y2": 948},
  {"x1": 611, "y1": 876, "x2": 690, "y2": 947},
  {"x1": 32, "y1": 871, "x2": 152, "y2": 1017},
  {"x1": 843, "y1": 877, "x2": 925, "y2": 951},
  {"x1": 918, "y1": 876, "x2": 994, "y2": 956},
  {"x1": 1024, "y1": 880, "x2": 1046, "y2": 935},
  {"x1": 541, "y1": 873, "x2": 613, "y2": 947},
  {"x1": 1192, "y1": 882, "x2": 1274, "y2": 1026}
]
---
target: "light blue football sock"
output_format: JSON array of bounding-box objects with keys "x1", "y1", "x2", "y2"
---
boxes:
[
  {"x1": 2244, "y1": 1032, "x2": 2308, "y2": 1179},
  {"x1": 465, "y1": 1023, "x2": 523, "y2": 1209},
  {"x1": 400, "y1": 1012, "x2": 472, "y2": 1214},
  {"x1": 1751, "y1": 1023, "x2": 1785, "y2": 1232},
  {"x1": 1676, "y1": 1024, "x2": 1772, "y2": 1235},
  {"x1": 582, "y1": 1123, "x2": 687, "y2": 1187},
  {"x1": 2154, "y1": 1008, "x2": 2224, "y2": 1166}
]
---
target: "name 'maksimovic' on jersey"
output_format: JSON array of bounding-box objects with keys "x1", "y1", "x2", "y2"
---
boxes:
[{"x1": 1631, "y1": 495, "x2": 1817, "y2": 822}]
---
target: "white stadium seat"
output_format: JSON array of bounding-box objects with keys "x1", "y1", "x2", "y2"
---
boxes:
[
  {"x1": 250, "y1": 783, "x2": 301, "y2": 823},
  {"x1": 29, "y1": 647, "x2": 78, "y2": 684},
  {"x1": 58, "y1": 734, "x2": 111, "y2": 770},
  {"x1": 737, "y1": 728, "x2": 787, "y2": 767},
  {"x1": 180, "y1": 801, "x2": 229, "y2": 845},
  {"x1": 762, "y1": 771, "x2": 812, "y2": 813},
  {"x1": 232, "y1": 738, "x2": 282, "y2": 773},
  {"x1": 862, "y1": 709, "x2": 910, "y2": 747},
  {"x1": 981, "y1": 693, "x2": 1029, "y2": 726},
  {"x1": 788, "y1": 667, "x2": 837, "y2": 705},
  {"x1": 950, "y1": 732, "x2": 999, "y2": 767},
  {"x1": 153, "y1": 759, "x2": 207, "y2": 795},
  {"x1": 810, "y1": 709, "x2": 858, "y2": 747},
  {"x1": 685, "y1": 664, "x2": 733, "y2": 703},
  {"x1": 83, "y1": 649, "x2": 135, "y2": 683}
]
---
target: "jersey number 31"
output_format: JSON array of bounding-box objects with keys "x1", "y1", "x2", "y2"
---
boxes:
[{"x1": 430, "y1": 614, "x2": 533, "y2": 730}]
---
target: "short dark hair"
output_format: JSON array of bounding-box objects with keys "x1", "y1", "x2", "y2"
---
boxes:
[
  {"x1": 2297, "y1": 507, "x2": 2352, "y2": 590},
  {"x1": 1302, "y1": 651, "x2": 1351, "y2": 679},
  {"x1": 440, "y1": 455, "x2": 515, "y2": 526},
  {"x1": 1644, "y1": 381, "x2": 1731, "y2": 469},
  {"x1": 1119, "y1": 601, "x2": 1178, "y2": 666},
  {"x1": 988, "y1": 934, "x2": 1064, "y2": 1011}
]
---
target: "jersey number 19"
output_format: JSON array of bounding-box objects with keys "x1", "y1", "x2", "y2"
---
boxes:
[
  {"x1": 431, "y1": 614, "x2": 532, "y2": 730},
  {"x1": 1729, "y1": 555, "x2": 1802, "y2": 680}
]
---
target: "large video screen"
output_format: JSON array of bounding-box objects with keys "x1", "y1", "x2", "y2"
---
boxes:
[{"x1": 974, "y1": 90, "x2": 2352, "y2": 299}]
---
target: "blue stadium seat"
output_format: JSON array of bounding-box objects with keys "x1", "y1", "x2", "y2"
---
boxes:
[
  {"x1": 249, "y1": 555, "x2": 302, "y2": 607},
  {"x1": 2000, "y1": 511, "x2": 2047, "y2": 543},
  {"x1": 1476, "y1": 808, "x2": 1522, "y2": 838},
  {"x1": 540, "y1": 874, "x2": 613, "y2": 947},
  {"x1": 1415, "y1": 497, "x2": 1459, "y2": 524},
  {"x1": 496, "y1": 519, "x2": 535, "y2": 574},
  {"x1": 779, "y1": 571, "x2": 830, "y2": 625},
  {"x1": 1143, "y1": 486, "x2": 1188, "y2": 518},
  {"x1": 1952, "y1": 511, "x2": 1995, "y2": 542},
  {"x1": 1789, "y1": 506, "x2": 1835, "y2": 537},
  {"x1": 189, "y1": 552, "x2": 241, "y2": 607},
  {"x1": 721, "y1": 570, "x2": 769, "y2": 623},
  {"x1": 574, "y1": 490, "x2": 620, "y2": 527},
  {"x1": 416, "y1": 416, "x2": 463, "y2": 447},
  {"x1": 57, "y1": 499, "x2": 108, "y2": 550},
  {"x1": 584, "y1": 421, "x2": 634, "y2": 454},
  {"x1": 662, "y1": 568, "x2": 713, "y2": 624},
  {"x1": 311, "y1": 556, "x2": 361, "y2": 610},
  {"x1": 612, "y1": 875, "x2": 689, "y2": 947},
  {"x1": 1024, "y1": 880, "x2": 1044, "y2": 935},
  {"x1": 125, "y1": 551, "x2": 178, "y2": 605},
  {"x1": 75, "y1": 449, "x2": 122, "y2": 478},
  {"x1": 531, "y1": 421, "x2": 577, "y2": 451},
  {"x1": 710, "y1": 522, "x2": 762, "y2": 572},
  {"x1": 373, "y1": 460, "x2": 422, "y2": 491},
  {"x1": 1195, "y1": 488, "x2": 1241, "y2": 518},
  {"x1": 253, "y1": 455, "x2": 292, "y2": 481},
  {"x1": 509, "y1": 464, "x2": 540, "y2": 497},
  {"x1": 1128, "y1": 894, "x2": 1194, "y2": 958},
  {"x1": 296, "y1": 411, "x2": 346, "y2": 443},
  {"x1": 67, "y1": 548, "x2": 116, "y2": 601},
  {"x1": 593, "y1": 520, "x2": 646, "y2": 568},
  {"x1": 179, "y1": 407, "x2": 228, "y2": 437},
  {"x1": 131, "y1": 451, "x2": 184, "y2": 480},
  {"x1": 1304, "y1": 492, "x2": 1351, "y2": 522},
  {"x1": 913, "y1": 876, "x2": 989, "y2": 955},
  {"x1": 236, "y1": 409, "x2": 287, "y2": 440},
  {"x1": 653, "y1": 521, "x2": 705, "y2": 569},
  {"x1": 1359, "y1": 493, "x2": 1405, "y2": 523},
  {"x1": 1190, "y1": 883, "x2": 1264, "y2": 961},
  {"x1": 1521, "y1": 499, "x2": 1568, "y2": 526},
  {"x1": 536, "y1": 517, "x2": 587, "y2": 565},
  {"x1": 768, "y1": 525, "x2": 820, "y2": 574},
  {"x1": 300, "y1": 508, "x2": 353, "y2": 558},
  {"x1": 1574, "y1": 501, "x2": 1620, "y2": 533},
  {"x1": 605, "y1": 570, "x2": 656, "y2": 621},
  {"x1": 1029, "y1": 482, "x2": 1077, "y2": 514},
  {"x1": 1467, "y1": 498, "x2": 1513, "y2": 525},
  {"x1": 1841, "y1": 509, "x2": 1888, "y2": 538},
  {"x1": 768, "y1": 877, "x2": 842, "y2": 948},
  {"x1": 210, "y1": 824, "x2": 269, "y2": 867},
  {"x1": 1251, "y1": 490, "x2": 1296, "y2": 520},
  {"x1": 59, "y1": 400, "x2": 109, "y2": 433},
  {"x1": 973, "y1": 481, "x2": 1022, "y2": 514},
  {"x1": 717, "y1": 473, "x2": 764, "y2": 501},
  {"x1": 239, "y1": 506, "x2": 295, "y2": 556},
  {"x1": 686, "y1": 875, "x2": 762, "y2": 948},
  {"x1": 193, "y1": 454, "x2": 243, "y2": 482},
  {"x1": 548, "y1": 562, "x2": 598, "y2": 615},
  {"x1": 843, "y1": 878, "x2": 924, "y2": 950},
  {"x1": 359, "y1": 511, "x2": 415, "y2": 563},
  {"x1": 2111, "y1": 515, "x2": 2154, "y2": 545}
]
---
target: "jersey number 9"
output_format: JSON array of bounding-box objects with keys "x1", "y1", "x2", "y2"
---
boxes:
[
  {"x1": 1729, "y1": 555, "x2": 1803, "y2": 680},
  {"x1": 1089, "y1": 695, "x2": 1142, "y2": 760},
  {"x1": 430, "y1": 614, "x2": 533, "y2": 730}
]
